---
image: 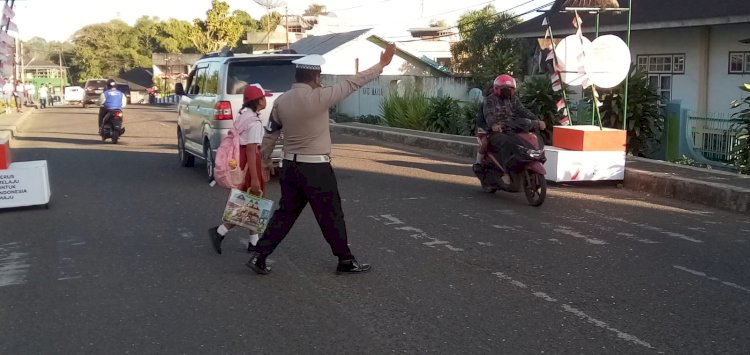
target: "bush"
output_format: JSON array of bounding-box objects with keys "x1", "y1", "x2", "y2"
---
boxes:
[
  {"x1": 518, "y1": 75, "x2": 571, "y2": 144},
  {"x1": 593, "y1": 68, "x2": 664, "y2": 157},
  {"x1": 425, "y1": 96, "x2": 468, "y2": 135},
  {"x1": 380, "y1": 88, "x2": 429, "y2": 130},
  {"x1": 731, "y1": 83, "x2": 750, "y2": 174}
]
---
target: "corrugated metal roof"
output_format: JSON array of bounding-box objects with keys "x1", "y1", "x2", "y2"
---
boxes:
[
  {"x1": 289, "y1": 29, "x2": 372, "y2": 55},
  {"x1": 507, "y1": 0, "x2": 750, "y2": 38}
]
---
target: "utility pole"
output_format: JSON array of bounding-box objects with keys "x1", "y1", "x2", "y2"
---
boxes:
[
  {"x1": 285, "y1": 5, "x2": 289, "y2": 48},
  {"x1": 58, "y1": 47, "x2": 64, "y2": 94}
]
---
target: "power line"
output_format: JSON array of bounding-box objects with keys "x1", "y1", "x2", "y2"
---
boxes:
[{"x1": 393, "y1": 1, "x2": 553, "y2": 43}]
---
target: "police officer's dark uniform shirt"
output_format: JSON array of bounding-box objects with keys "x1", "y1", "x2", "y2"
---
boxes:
[
  {"x1": 483, "y1": 94, "x2": 538, "y2": 132},
  {"x1": 261, "y1": 63, "x2": 384, "y2": 164}
]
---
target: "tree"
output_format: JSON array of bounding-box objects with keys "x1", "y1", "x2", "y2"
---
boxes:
[
  {"x1": 69, "y1": 20, "x2": 149, "y2": 81},
  {"x1": 159, "y1": 19, "x2": 197, "y2": 53},
  {"x1": 190, "y1": 0, "x2": 244, "y2": 53},
  {"x1": 450, "y1": 5, "x2": 527, "y2": 89},
  {"x1": 303, "y1": 3, "x2": 328, "y2": 16},
  {"x1": 258, "y1": 11, "x2": 281, "y2": 33}
]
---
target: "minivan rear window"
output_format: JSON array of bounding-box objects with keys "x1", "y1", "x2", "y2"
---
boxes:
[{"x1": 226, "y1": 61, "x2": 296, "y2": 94}]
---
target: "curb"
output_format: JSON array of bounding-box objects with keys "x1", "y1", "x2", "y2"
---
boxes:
[
  {"x1": 332, "y1": 124, "x2": 478, "y2": 159},
  {"x1": 624, "y1": 168, "x2": 750, "y2": 213},
  {"x1": 0, "y1": 109, "x2": 36, "y2": 137},
  {"x1": 332, "y1": 122, "x2": 750, "y2": 214}
]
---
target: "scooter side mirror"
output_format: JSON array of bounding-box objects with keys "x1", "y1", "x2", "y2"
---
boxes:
[{"x1": 175, "y1": 83, "x2": 185, "y2": 96}]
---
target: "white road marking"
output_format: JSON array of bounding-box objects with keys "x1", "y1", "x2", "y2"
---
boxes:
[
  {"x1": 375, "y1": 214, "x2": 463, "y2": 252},
  {"x1": 553, "y1": 227, "x2": 607, "y2": 245},
  {"x1": 380, "y1": 215, "x2": 405, "y2": 225},
  {"x1": 616, "y1": 232, "x2": 661, "y2": 244},
  {"x1": 548, "y1": 239, "x2": 562, "y2": 245},
  {"x1": 0, "y1": 243, "x2": 30, "y2": 288},
  {"x1": 585, "y1": 210, "x2": 703, "y2": 243},
  {"x1": 477, "y1": 242, "x2": 494, "y2": 247},
  {"x1": 492, "y1": 225, "x2": 519, "y2": 232},
  {"x1": 403, "y1": 197, "x2": 427, "y2": 200},
  {"x1": 561, "y1": 304, "x2": 654, "y2": 349},
  {"x1": 492, "y1": 272, "x2": 654, "y2": 349},
  {"x1": 673, "y1": 265, "x2": 750, "y2": 293}
]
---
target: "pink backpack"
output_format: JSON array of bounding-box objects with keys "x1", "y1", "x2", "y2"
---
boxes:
[{"x1": 214, "y1": 115, "x2": 251, "y2": 189}]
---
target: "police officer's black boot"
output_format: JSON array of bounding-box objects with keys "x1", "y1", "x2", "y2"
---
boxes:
[
  {"x1": 336, "y1": 259, "x2": 372, "y2": 274},
  {"x1": 246, "y1": 252, "x2": 271, "y2": 275}
]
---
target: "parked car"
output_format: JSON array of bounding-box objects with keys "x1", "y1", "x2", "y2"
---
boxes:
[
  {"x1": 175, "y1": 50, "x2": 301, "y2": 181},
  {"x1": 115, "y1": 83, "x2": 132, "y2": 104},
  {"x1": 82, "y1": 79, "x2": 108, "y2": 108},
  {"x1": 63, "y1": 86, "x2": 84, "y2": 105}
]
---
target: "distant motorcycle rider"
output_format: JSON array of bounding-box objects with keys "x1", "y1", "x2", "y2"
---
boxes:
[
  {"x1": 98, "y1": 79, "x2": 127, "y2": 133},
  {"x1": 481, "y1": 74, "x2": 545, "y2": 183}
]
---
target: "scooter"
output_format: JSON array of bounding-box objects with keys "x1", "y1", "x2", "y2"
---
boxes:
[
  {"x1": 100, "y1": 109, "x2": 125, "y2": 144},
  {"x1": 473, "y1": 128, "x2": 547, "y2": 207}
]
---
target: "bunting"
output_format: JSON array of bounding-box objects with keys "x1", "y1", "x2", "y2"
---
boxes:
[{"x1": 556, "y1": 99, "x2": 566, "y2": 112}]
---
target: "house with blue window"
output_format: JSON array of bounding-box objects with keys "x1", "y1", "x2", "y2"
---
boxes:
[{"x1": 507, "y1": 0, "x2": 750, "y2": 163}]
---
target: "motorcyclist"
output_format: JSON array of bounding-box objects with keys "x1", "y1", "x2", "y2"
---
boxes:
[
  {"x1": 481, "y1": 74, "x2": 545, "y2": 183},
  {"x1": 98, "y1": 79, "x2": 127, "y2": 133}
]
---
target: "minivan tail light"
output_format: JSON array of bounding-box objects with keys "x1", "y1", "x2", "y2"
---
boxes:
[{"x1": 215, "y1": 101, "x2": 233, "y2": 120}]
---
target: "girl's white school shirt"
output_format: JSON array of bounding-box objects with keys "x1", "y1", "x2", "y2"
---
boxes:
[{"x1": 237, "y1": 108, "x2": 264, "y2": 145}]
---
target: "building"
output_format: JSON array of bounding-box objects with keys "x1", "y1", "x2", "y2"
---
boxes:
[
  {"x1": 506, "y1": 0, "x2": 750, "y2": 116},
  {"x1": 22, "y1": 59, "x2": 69, "y2": 94},
  {"x1": 243, "y1": 15, "x2": 315, "y2": 53},
  {"x1": 151, "y1": 53, "x2": 201, "y2": 92}
]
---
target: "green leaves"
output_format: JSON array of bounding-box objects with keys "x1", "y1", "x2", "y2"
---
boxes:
[
  {"x1": 730, "y1": 83, "x2": 750, "y2": 174},
  {"x1": 518, "y1": 75, "x2": 571, "y2": 144},
  {"x1": 450, "y1": 5, "x2": 526, "y2": 89},
  {"x1": 191, "y1": 0, "x2": 245, "y2": 53},
  {"x1": 380, "y1": 88, "x2": 430, "y2": 130}
]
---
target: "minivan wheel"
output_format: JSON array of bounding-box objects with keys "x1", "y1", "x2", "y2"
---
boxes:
[
  {"x1": 178, "y1": 130, "x2": 194, "y2": 167},
  {"x1": 204, "y1": 141, "x2": 215, "y2": 182}
]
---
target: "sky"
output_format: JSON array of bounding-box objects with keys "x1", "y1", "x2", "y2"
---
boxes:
[{"x1": 12, "y1": 0, "x2": 550, "y2": 42}]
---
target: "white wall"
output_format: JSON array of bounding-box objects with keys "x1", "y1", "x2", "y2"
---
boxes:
[
  {"x1": 323, "y1": 74, "x2": 471, "y2": 117},
  {"x1": 707, "y1": 23, "x2": 750, "y2": 115},
  {"x1": 321, "y1": 40, "x2": 432, "y2": 76},
  {"x1": 629, "y1": 27, "x2": 704, "y2": 114}
]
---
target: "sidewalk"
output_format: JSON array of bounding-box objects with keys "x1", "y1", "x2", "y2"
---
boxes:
[
  {"x1": 0, "y1": 108, "x2": 35, "y2": 137},
  {"x1": 332, "y1": 122, "x2": 750, "y2": 214}
]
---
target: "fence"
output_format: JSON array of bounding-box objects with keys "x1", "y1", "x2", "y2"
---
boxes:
[{"x1": 687, "y1": 112, "x2": 740, "y2": 163}]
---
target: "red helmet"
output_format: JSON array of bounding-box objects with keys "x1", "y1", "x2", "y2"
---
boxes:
[{"x1": 493, "y1": 74, "x2": 516, "y2": 97}]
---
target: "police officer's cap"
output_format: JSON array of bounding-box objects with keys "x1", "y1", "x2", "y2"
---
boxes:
[{"x1": 292, "y1": 55, "x2": 325, "y2": 71}]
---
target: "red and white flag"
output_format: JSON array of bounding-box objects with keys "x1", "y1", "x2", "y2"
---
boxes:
[
  {"x1": 552, "y1": 81, "x2": 562, "y2": 92},
  {"x1": 550, "y1": 72, "x2": 560, "y2": 84},
  {"x1": 556, "y1": 99, "x2": 566, "y2": 112},
  {"x1": 560, "y1": 116, "x2": 571, "y2": 126},
  {"x1": 572, "y1": 11, "x2": 582, "y2": 28}
]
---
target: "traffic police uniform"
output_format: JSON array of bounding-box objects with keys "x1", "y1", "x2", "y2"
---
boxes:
[{"x1": 250, "y1": 55, "x2": 385, "y2": 274}]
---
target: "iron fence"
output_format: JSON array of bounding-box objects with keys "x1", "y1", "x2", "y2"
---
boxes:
[{"x1": 688, "y1": 113, "x2": 740, "y2": 163}]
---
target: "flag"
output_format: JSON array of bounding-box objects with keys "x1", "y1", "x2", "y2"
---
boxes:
[
  {"x1": 552, "y1": 81, "x2": 562, "y2": 92},
  {"x1": 572, "y1": 11, "x2": 582, "y2": 28},
  {"x1": 550, "y1": 72, "x2": 560, "y2": 84},
  {"x1": 546, "y1": 49, "x2": 555, "y2": 61},
  {"x1": 544, "y1": 27, "x2": 551, "y2": 39},
  {"x1": 542, "y1": 17, "x2": 549, "y2": 26},
  {"x1": 556, "y1": 99, "x2": 566, "y2": 112},
  {"x1": 560, "y1": 116, "x2": 571, "y2": 126}
]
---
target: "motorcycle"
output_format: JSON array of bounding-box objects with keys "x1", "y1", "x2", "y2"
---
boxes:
[
  {"x1": 472, "y1": 128, "x2": 547, "y2": 207},
  {"x1": 100, "y1": 109, "x2": 125, "y2": 144}
]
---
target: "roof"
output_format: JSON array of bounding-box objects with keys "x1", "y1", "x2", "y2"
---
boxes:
[
  {"x1": 118, "y1": 68, "x2": 153, "y2": 89},
  {"x1": 507, "y1": 0, "x2": 750, "y2": 38},
  {"x1": 114, "y1": 78, "x2": 148, "y2": 91},
  {"x1": 25, "y1": 59, "x2": 66, "y2": 68},
  {"x1": 289, "y1": 29, "x2": 372, "y2": 55},
  {"x1": 152, "y1": 53, "x2": 202, "y2": 66}
]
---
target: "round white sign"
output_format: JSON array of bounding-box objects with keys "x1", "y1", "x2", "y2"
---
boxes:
[
  {"x1": 585, "y1": 35, "x2": 631, "y2": 89},
  {"x1": 554, "y1": 35, "x2": 592, "y2": 86}
]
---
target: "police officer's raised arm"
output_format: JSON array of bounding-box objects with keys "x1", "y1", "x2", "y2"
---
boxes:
[{"x1": 315, "y1": 44, "x2": 396, "y2": 108}]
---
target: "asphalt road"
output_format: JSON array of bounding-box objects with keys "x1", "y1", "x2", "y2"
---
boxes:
[{"x1": 1, "y1": 105, "x2": 749, "y2": 354}]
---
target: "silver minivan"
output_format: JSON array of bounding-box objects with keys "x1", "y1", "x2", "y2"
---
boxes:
[{"x1": 175, "y1": 51, "x2": 302, "y2": 181}]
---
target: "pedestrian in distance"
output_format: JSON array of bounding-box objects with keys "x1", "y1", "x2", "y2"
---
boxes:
[
  {"x1": 209, "y1": 83, "x2": 273, "y2": 254},
  {"x1": 2, "y1": 79, "x2": 13, "y2": 114},
  {"x1": 38, "y1": 84, "x2": 48, "y2": 109},
  {"x1": 246, "y1": 44, "x2": 397, "y2": 275},
  {"x1": 13, "y1": 80, "x2": 24, "y2": 113}
]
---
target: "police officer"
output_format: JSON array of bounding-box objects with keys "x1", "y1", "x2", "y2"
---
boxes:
[
  {"x1": 246, "y1": 44, "x2": 396, "y2": 275},
  {"x1": 98, "y1": 79, "x2": 126, "y2": 132}
]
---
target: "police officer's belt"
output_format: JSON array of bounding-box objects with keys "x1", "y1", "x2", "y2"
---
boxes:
[{"x1": 283, "y1": 153, "x2": 331, "y2": 163}]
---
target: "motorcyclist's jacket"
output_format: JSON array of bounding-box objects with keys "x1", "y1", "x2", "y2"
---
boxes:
[
  {"x1": 101, "y1": 89, "x2": 126, "y2": 109},
  {"x1": 482, "y1": 94, "x2": 538, "y2": 133}
]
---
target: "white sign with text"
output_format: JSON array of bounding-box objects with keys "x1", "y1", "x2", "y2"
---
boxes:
[{"x1": 0, "y1": 161, "x2": 51, "y2": 208}]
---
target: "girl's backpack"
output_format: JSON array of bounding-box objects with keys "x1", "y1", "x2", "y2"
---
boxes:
[{"x1": 214, "y1": 116, "x2": 251, "y2": 189}]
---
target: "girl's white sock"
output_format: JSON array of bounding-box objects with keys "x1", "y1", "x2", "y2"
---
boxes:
[
  {"x1": 249, "y1": 234, "x2": 259, "y2": 246},
  {"x1": 217, "y1": 225, "x2": 229, "y2": 236}
]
